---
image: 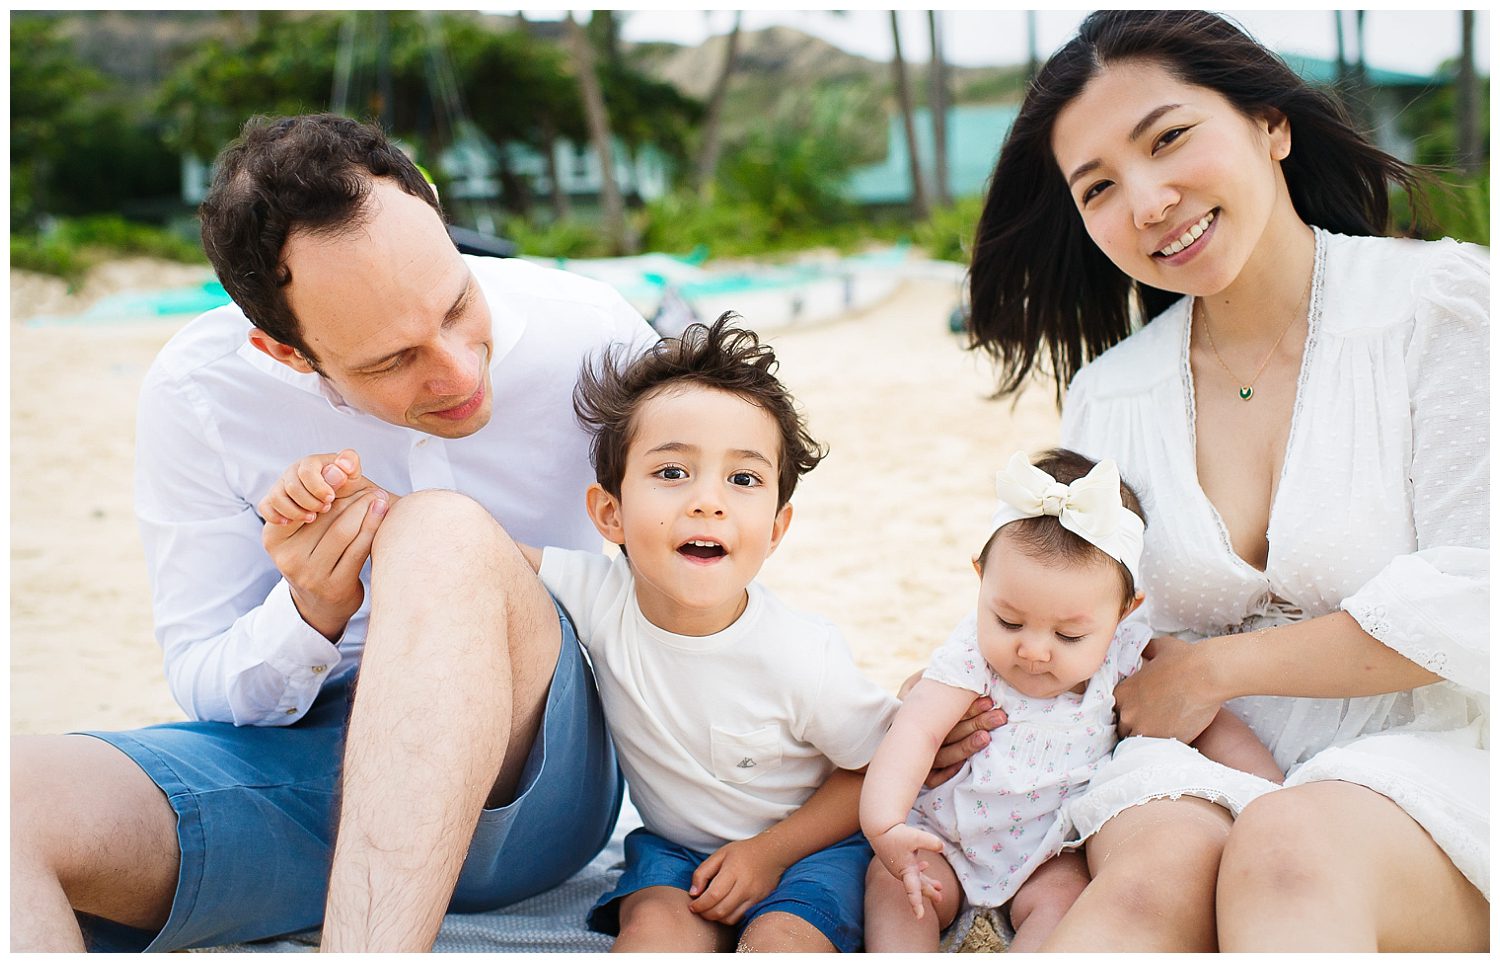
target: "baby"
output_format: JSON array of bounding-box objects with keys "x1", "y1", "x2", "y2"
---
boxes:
[{"x1": 859, "y1": 449, "x2": 1281, "y2": 951}]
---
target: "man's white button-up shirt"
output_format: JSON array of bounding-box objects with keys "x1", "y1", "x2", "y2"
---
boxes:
[{"x1": 133, "y1": 255, "x2": 655, "y2": 726}]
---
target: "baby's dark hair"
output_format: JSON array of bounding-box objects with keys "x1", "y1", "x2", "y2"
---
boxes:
[
  {"x1": 977, "y1": 448, "x2": 1146, "y2": 611},
  {"x1": 573, "y1": 312, "x2": 827, "y2": 509}
]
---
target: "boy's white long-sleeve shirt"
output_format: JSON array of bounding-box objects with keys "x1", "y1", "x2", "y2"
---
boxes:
[{"x1": 133, "y1": 256, "x2": 656, "y2": 726}]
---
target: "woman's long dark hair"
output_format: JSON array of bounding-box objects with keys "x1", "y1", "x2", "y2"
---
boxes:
[{"x1": 968, "y1": 10, "x2": 1422, "y2": 402}]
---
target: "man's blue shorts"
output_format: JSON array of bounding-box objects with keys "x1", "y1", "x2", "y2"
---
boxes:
[
  {"x1": 74, "y1": 600, "x2": 621, "y2": 952},
  {"x1": 587, "y1": 828, "x2": 872, "y2": 953}
]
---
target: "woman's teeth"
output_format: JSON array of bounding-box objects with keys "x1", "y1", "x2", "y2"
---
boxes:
[{"x1": 1158, "y1": 210, "x2": 1216, "y2": 256}]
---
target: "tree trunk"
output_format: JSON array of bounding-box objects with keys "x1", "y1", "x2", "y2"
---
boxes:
[
  {"x1": 694, "y1": 12, "x2": 743, "y2": 201},
  {"x1": 541, "y1": 121, "x2": 571, "y2": 220},
  {"x1": 1457, "y1": 10, "x2": 1478, "y2": 173},
  {"x1": 927, "y1": 11, "x2": 950, "y2": 209},
  {"x1": 889, "y1": 11, "x2": 929, "y2": 221},
  {"x1": 1026, "y1": 10, "x2": 1040, "y2": 82},
  {"x1": 566, "y1": 12, "x2": 635, "y2": 254}
]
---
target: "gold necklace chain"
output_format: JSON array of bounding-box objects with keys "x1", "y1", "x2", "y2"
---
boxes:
[{"x1": 1197, "y1": 270, "x2": 1313, "y2": 402}]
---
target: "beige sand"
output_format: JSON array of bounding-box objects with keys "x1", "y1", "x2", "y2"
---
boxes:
[{"x1": 9, "y1": 261, "x2": 1060, "y2": 735}]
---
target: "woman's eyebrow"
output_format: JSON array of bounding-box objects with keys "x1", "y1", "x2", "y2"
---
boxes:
[{"x1": 1066, "y1": 103, "x2": 1184, "y2": 189}]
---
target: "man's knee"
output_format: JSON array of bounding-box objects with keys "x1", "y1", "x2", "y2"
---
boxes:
[{"x1": 375, "y1": 490, "x2": 508, "y2": 555}]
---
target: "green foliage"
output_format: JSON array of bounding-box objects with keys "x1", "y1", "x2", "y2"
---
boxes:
[
  {"x1": 12, "y1": 215, "x2": 207, "y2": 284},
  {"x1": 913, "y1": 197, "x2": 985, "y2": 263},
  {"x1": 715, "y1": 85, "x2": 876, "y2": 234},
  {"x1": 1392, "y1": 172, "x2": 1490, "y2": 246},
  {"x1": 501, "y1": 216, "x2": 612, "y2": 260}
]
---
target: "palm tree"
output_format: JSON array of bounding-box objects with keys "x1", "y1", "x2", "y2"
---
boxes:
[
  {"x1": 565, "y1": 11, "x2": 634, "y2": 254},
  {"x1": 1457, "y1": 10, "x2": 1478, "y2": 173},
  {"x1": 889, "y1": 11, "x2": 929, "y2": 220},
  {"x1": 694, "y1": 11, "x2": 743, "y2": 200},
  {"x1": 928, "y1": 11, "x2": 951, "y2": 209}
]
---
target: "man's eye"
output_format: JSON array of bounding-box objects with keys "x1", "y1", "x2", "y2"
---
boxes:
[
  {"x1": 656, "y1": 466, "x2": 687, "y2": 480},
  {"x1": 367, "y1": 358, "x2": 403, "y2": 376},
  {"x1": 729, "y1": 471, "x2": 761, "y2": 487}
]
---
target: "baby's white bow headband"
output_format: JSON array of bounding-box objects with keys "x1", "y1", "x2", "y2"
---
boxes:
[{"x1": 989, "y1": 452, "x2": 1145, "y2": 583}]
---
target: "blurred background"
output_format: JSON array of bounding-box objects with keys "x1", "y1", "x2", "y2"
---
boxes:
[{"x1": 10, "y1": 8, "x2": 1490, "y2": 286}]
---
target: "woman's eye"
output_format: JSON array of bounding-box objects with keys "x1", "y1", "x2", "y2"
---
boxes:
[
  {"x1": 729, "y1": 471, "x2": 761, "y2": 487},
  {"x1": 1082, "y1": 180, "x2": 1111, "y2": 204},
  {"x1": 1153, "y1": 127, "x2": 1187, "y2": 152},
  {"x1": 657, "y1": 466, "x2": 687, "y2": 480}
]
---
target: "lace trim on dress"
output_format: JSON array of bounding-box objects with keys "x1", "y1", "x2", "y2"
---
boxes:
[
  {"x1": 1180, "y1": 227, "x2": 1330, "y2": 583},
  {"x1": 1343, "y1": 597, "x2": 1452, "y2": 676}
]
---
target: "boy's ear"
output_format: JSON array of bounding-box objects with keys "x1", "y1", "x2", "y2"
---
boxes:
[
  {"x1": 765, "y1": 502, "x2": 794, "y2": 556},
  {"x1": 585, "y1": 483, "x2": 626, "y2": 546},
  {"x1": 248, "y1": 328, "x2": 318, "y2": 375}
]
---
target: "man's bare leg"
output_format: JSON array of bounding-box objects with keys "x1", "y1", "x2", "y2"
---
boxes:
[
  {"x1": 11, "y1": 735, "x2": 180, "y2": 951},
  {"x1": 320, "y1": 491, "x2": 562, "y2": 951}
]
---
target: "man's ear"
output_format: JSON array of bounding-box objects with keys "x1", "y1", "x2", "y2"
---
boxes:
[
  {"x1": 248, "y1": 328, "x2": 318, "y2": 375},
  {"x1": 765, "y1": 502, "x2": 794, "y2": 556},
  {"x1": 585, "y1": 483, "x2": 626, "y2": 546}
]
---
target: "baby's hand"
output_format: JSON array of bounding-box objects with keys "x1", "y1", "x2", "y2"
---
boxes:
[
  {"x1": 259, "y1": 449, "x2": 366, "y2": 526},
  {"x1": 687, "y1": 836, "x2": 789, "y2": 925},
  {"x1": 871, "y1": 824, "x2": 945, "y2": 918}
]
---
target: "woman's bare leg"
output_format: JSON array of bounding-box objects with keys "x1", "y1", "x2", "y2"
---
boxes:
[
  {"x1": 1041, "y1": 796, "x2": 1231, "y2": 951},
  {"x1": 1218, "y1": 781, "x2": 1488, "y2": 952}
]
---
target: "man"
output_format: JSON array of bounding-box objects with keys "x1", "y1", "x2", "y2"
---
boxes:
[{"x1": 11, "y1": 114, "x2": 655, "y2": 951}]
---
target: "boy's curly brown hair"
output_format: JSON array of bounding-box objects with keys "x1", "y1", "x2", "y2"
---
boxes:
[{"x1": 574, "y1": 312, "x2": 826, "y2": 509}]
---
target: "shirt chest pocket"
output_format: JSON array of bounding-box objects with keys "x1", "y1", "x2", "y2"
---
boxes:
[{"x1": 709, "y1": 725, "x2": 782, "y2": 784}]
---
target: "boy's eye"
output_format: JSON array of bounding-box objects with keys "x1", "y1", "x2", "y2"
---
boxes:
[
  {"x1": 656, "y1": 466, "x2": 687, "y2": 481},
  {"x1": 728, "y1": 471, "x2": 761, "y2": 487},
  {"x1": 996, "y1": 617, "x2": 1021, "y2": 631}
]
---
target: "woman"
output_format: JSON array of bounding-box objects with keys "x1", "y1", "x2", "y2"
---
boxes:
[{"x1": 965, "y1": 10, "x2": 1488, "y2": 951}]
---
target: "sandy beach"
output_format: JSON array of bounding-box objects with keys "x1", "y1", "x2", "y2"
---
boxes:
[{"x1": 10, "y1": 258, "x2": 1061, "y2": 735}]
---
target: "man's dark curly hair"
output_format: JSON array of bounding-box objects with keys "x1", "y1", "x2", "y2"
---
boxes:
[
  {"x1": 574, "y1": 313, "x2": 827, "y2": 510},
  {"x1": 198, "y1": 113, "x2": 445, "y2": 365}
]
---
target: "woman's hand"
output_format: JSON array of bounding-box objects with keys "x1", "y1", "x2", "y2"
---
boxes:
[{"x1": 1114, "y1": 635, "x2": 1225, "y2": 744}]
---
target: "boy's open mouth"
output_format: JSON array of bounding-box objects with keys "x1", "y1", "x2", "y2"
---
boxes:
[{"x1": 678, "y1": 539, "x2": 727, "y2": 560}]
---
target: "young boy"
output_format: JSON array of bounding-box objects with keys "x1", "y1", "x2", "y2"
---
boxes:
[{"x1": 261, "y1": 314, "x2": 898, "y2": 952}]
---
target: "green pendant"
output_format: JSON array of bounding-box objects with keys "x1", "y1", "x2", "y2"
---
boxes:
[{"x1": 1239, "y1": 385, "x2": 1254, "y2": 401}]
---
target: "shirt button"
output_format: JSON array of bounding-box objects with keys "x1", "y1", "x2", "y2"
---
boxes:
[
  {"x1": 312, "y1": 665, "x2": 326, "y2": 673},
  {"x1": 286, "y1": 708, "x2": 298, "y2": 715}
]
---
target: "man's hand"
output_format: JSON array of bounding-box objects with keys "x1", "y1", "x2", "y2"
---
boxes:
[
  {"x1": 869, "y1": 824, "x2": 945, "y2": 919},
  {"x1": 687, "y1": 836, "x2": 790, "y2": 925},
  {"x1": 259, "y1": 449, "x2": 396, "y2": 641},
  {"x1": 1114, "y1": 634, "x2": 1223, "y2": 743}
]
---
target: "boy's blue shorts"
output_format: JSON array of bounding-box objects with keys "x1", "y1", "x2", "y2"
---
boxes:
[
  {"x1": 587, "y1": 827, "x2": 872, "y2": 953},
  {"x1": 74, "y1": 599, "x2": 621, "y2": 952}
]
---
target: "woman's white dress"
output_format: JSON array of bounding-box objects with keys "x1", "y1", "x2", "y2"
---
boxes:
[{"x1": 1058, "y1": 229, "x2": 1489, "y2": 897}]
